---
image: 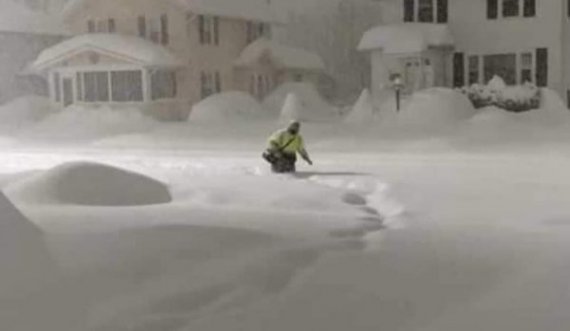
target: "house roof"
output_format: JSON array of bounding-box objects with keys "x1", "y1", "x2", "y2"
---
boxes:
[
  {"x1": 235, "y1": 38, "x2": 325, "y2": 71},
  {"x1": 358, "y1": 23, "x2": 454, "y2": 54},
  {"x1": 0, "y1": 0, "x2": 70, "y2": 36},
  {"x1": 31, "y1": 34, "x2": 183, "y2": 72},
  {"x1": 63, "y1": 0, "x2": 283, "y2": 24}
]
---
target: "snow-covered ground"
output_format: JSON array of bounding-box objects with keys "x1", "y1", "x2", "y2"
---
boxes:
[{"x1": 1, "y1": 88, "x2": 570, "y2": 330}]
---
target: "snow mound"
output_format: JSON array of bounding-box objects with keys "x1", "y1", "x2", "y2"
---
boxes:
[
  {"x1": 0, "y1": 96, "x2": 57, "y2": 132},
  {"x1": 279, "y1": 93, "x2": 302, "y2": 123},
  {"x1": 6, "y1": 162, "x2": 172, "y2": 206},
  {"x1": 345, "y1": 89, "x2": 376, "y2": 124},
  {"x1": 0, "y1": 192, "x2": 55, "y2": 299},
  {"x1": 24, "y1": 105, "x2": 157, "y2": 141},
  {"x1": 190, "y1": 91, "x2": 269, "y2": 123},
  {"x1": 398, "y1": 88, "x2": 476, "y2": 130},
  {"x1": 263, "y1": 82, "x2": 338, "y2": 122}
]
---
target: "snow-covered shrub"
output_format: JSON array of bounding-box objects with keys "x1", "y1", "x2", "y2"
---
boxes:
[
  {"x1": 398, "y1": 88, "x2": 476, "y2": 131},
  {"x1": 264, "y1": 82, "x2": 339, "y2": 122},
  {"x1": 458, "y1": 76, "x2": 540, "y2": 112},
  {"x1": 0, "y1": 96, "x2": 58, "y2": 133},
  {"x1": 190, "y1": 91, "x2": 270, "y2": 123},
  {"x1": 23, "y1": 105, "x2": 157, "y2": 140},
  {"x1": 344, "y1": 89, "x2": 376, "y2": 124},
  {"x1": 279, "y1": 93, "x2": 303, "y2": 123}
]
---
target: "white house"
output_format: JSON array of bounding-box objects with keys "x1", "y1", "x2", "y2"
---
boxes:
[
  {"x1": 0, "y1": 0, "x2": 68, "y2": 104},
  {"x1": 360, "y1": 0, "x2": 570, "y2": 107},
  {"x1": 29, "y1": 0, "x2": 325, "y2": 120}
]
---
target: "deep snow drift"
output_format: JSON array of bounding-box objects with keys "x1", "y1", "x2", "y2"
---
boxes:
[
  {"x1": 6, "y1": 162, "x2": 172, "y2": 206},
  {"x1": 0, "y1": 192, "x2": 55, "y2": 299}
]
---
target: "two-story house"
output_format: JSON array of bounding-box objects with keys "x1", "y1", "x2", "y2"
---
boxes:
[
  {"x1": 360, "y1": 0, "x2": 570, "y2": 108},
  {"x1": 29, "y1": 0, "x2": 325, "y2": 120}
]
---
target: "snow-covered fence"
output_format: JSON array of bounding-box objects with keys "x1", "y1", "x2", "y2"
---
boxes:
[{"x1": 458, "y1": 76, "x2": 540, "y2": 113}]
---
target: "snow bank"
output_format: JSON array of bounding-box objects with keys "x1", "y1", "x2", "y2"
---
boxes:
[
  {"x1": 344, "y1": 89, "x2": 376, "y2": 124},
  {"x1": 264, "y1": 82, "x2": 339, "y2": 122},
  {"x1": 23, "y1": 105, "x2": 157, "y2": 141},
  {"x1": 0, "y1": 192, "x2": 55, "y2": 299},
  {"x1": 397, "y1": 88, "x2": 476, "y2": 131},
  {"x1": 6, "y1": 162, "x2": 172, "y2": 206},
  {"x1": 190, "y1": 91, "x2": 270, "y2": 123},
  {"x1": 0, "y1": 96, "x2": 57, "y2": 133},
  {"x1": 279, "y1": 93, "x2": 302, "y2": 123}
]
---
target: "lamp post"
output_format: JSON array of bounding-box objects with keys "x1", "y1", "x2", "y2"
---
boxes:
[{"x1": 391, "y1": 74, "x2": 405, "y2": 112}]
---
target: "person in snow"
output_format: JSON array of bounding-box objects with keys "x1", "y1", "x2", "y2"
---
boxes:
[{"x1": 264, "y1": 121, "x2": 313, "y2": 173}]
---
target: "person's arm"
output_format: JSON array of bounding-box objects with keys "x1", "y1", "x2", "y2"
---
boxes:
[{"x1": 298, "y1": 137, "x2": 313, "y2": 165}]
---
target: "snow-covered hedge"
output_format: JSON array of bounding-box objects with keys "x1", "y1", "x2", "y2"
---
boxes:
[{"x1": 458, "y1": 76, "x2": 540, "y2": 113}]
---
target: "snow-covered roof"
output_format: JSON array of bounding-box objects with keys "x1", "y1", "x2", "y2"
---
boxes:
[
  {"x1": 358, "y1": 23, "x2": 454, "y2": 54},
  {"x1": 63, "y1": 0, "x2": 283, "y2": 24},
  {"x1": 235, "y1": 38, "x2": 325, "y2": 71},
  {"x1": 31, "y1": 34, "x2": 183, "y2": 71},
  {"x1": 0, "y1": 0, "x2": 70, "y2": 36}
]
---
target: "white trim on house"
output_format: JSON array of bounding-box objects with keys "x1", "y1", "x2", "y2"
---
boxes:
[{"x1": 31, "y1": 34, "x2": 183, "y2": 73}]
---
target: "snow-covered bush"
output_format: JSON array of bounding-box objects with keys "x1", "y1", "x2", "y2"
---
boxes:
[
  {"x1": 190, "y1": 91, "x2": 270, "y2": 123},
  {"x1": 23, "y1": 105, "x2": 157, "y2": 141},
  {"x1": 0, "y1": 96, "x2": 58, "y2": 133},
  {"x1": 264, "y1": 82, "x2": 339, "y2": 122},
  {"x1": 398, "y1": 88, "x2": 476, "y2": 131},
  {"x1": 279, "y1": 93, "x2": 303, "y2": 123},
  {"x1": 458, "y1": 76, "x2": 540, "y2": 112},
  {"x1": 344, "y1": 89, "x2": 376, "y2": 124}
]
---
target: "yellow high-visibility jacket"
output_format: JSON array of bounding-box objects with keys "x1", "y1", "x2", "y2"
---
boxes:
[{"x1": 267, "y1": 129, "x2": 306, "y2": 155}]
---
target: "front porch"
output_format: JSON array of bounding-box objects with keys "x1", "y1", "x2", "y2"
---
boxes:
[{"x1": 30, "y1": 34, "x2": 188, "y2": 120}]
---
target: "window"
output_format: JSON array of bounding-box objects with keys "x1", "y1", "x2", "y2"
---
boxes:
[
  {"x1": 199, "y1": 15, "x2": 219, "y2": 45},
  {"x1": 76, "y1": 72, "x2": 83, "y2": 101},
  {"x1": 160, "y1": 14, "x2": 169, "y2": 45},
  {"x1": 88, "y1": 19, "x2": 116, "y2": 33},
  {"x1": 404, "y1": 0, "x2": 414, "y2": 22},
  {"x1": 250, "y1": 74, "x2": 273, "y2": 99},
  {"x1": 468, "y1": 55, "x2": 480, "y2": 85},
  {"x1": 200, "y1": 71, "x2": 221, "y2": 99},
  {"x1": 111, "y1": 71, "x2": 143, "y2": 102},
  {"x1": 138, "y1": 16, "x2": 146, "y2": 38},
  {"x1": 247, "y1": 22, "x2": 270, "y2": 43},
  {"x1": 151, "y1": 70, "x2": 177, "y2": 100},
  {"x1": 488, "y1": 0, "x2": 498, "y2": 19},
  {"x1": 520, "y1": 52, "x2": 532, "y2": 83},
  {"x1": 523, "y1": 0, "x2": 535, "y2": 17},
  {"x1": 108, "y1": 19, "x2": 116, "y2": 33},
  {"x1": 53, "y1": 72, "x2": 61, "y2": 102},
  {"x1": 403, "y1": 0, "x2": 447, "y2": 23},
  {"x1": 453, "y1": 52, "x2": 465, "y2": 87},
  {"x1": 84, "y1": 72, "x2": 109, "y2": 102},
  {"x1": 503, "y1": 0, "x2": 519, "y2": 17},
  {"x1": 437, "y1": 0, "x2": 448, "y2": 23},
  {"x1": 536, "y1": 48, "x2": 548, "y2": 87},
  {"x1": 87, "y1": 20, "x2": 95, "y2": 33},
  {"x1": 489, "y1": 0, "x2": 535, "y2": 19},
  {"x1": 418, "y1": 0, "x2": 434, "y2": 22},
  {"x1": 139, "y1": 15, "x2": 169, "y2": 44},
  {"x1": 484, "y1": 54, "x2": 516, "y2": 85}
]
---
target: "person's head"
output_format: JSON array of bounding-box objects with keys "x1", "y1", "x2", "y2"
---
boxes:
[{"x1": 287, "y1": 121, "x2": 301, "y2": 135}]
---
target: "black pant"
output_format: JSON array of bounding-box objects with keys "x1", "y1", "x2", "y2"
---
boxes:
[{"x1": 271, "y1": 153, "x2": 297, "y2": 173}]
